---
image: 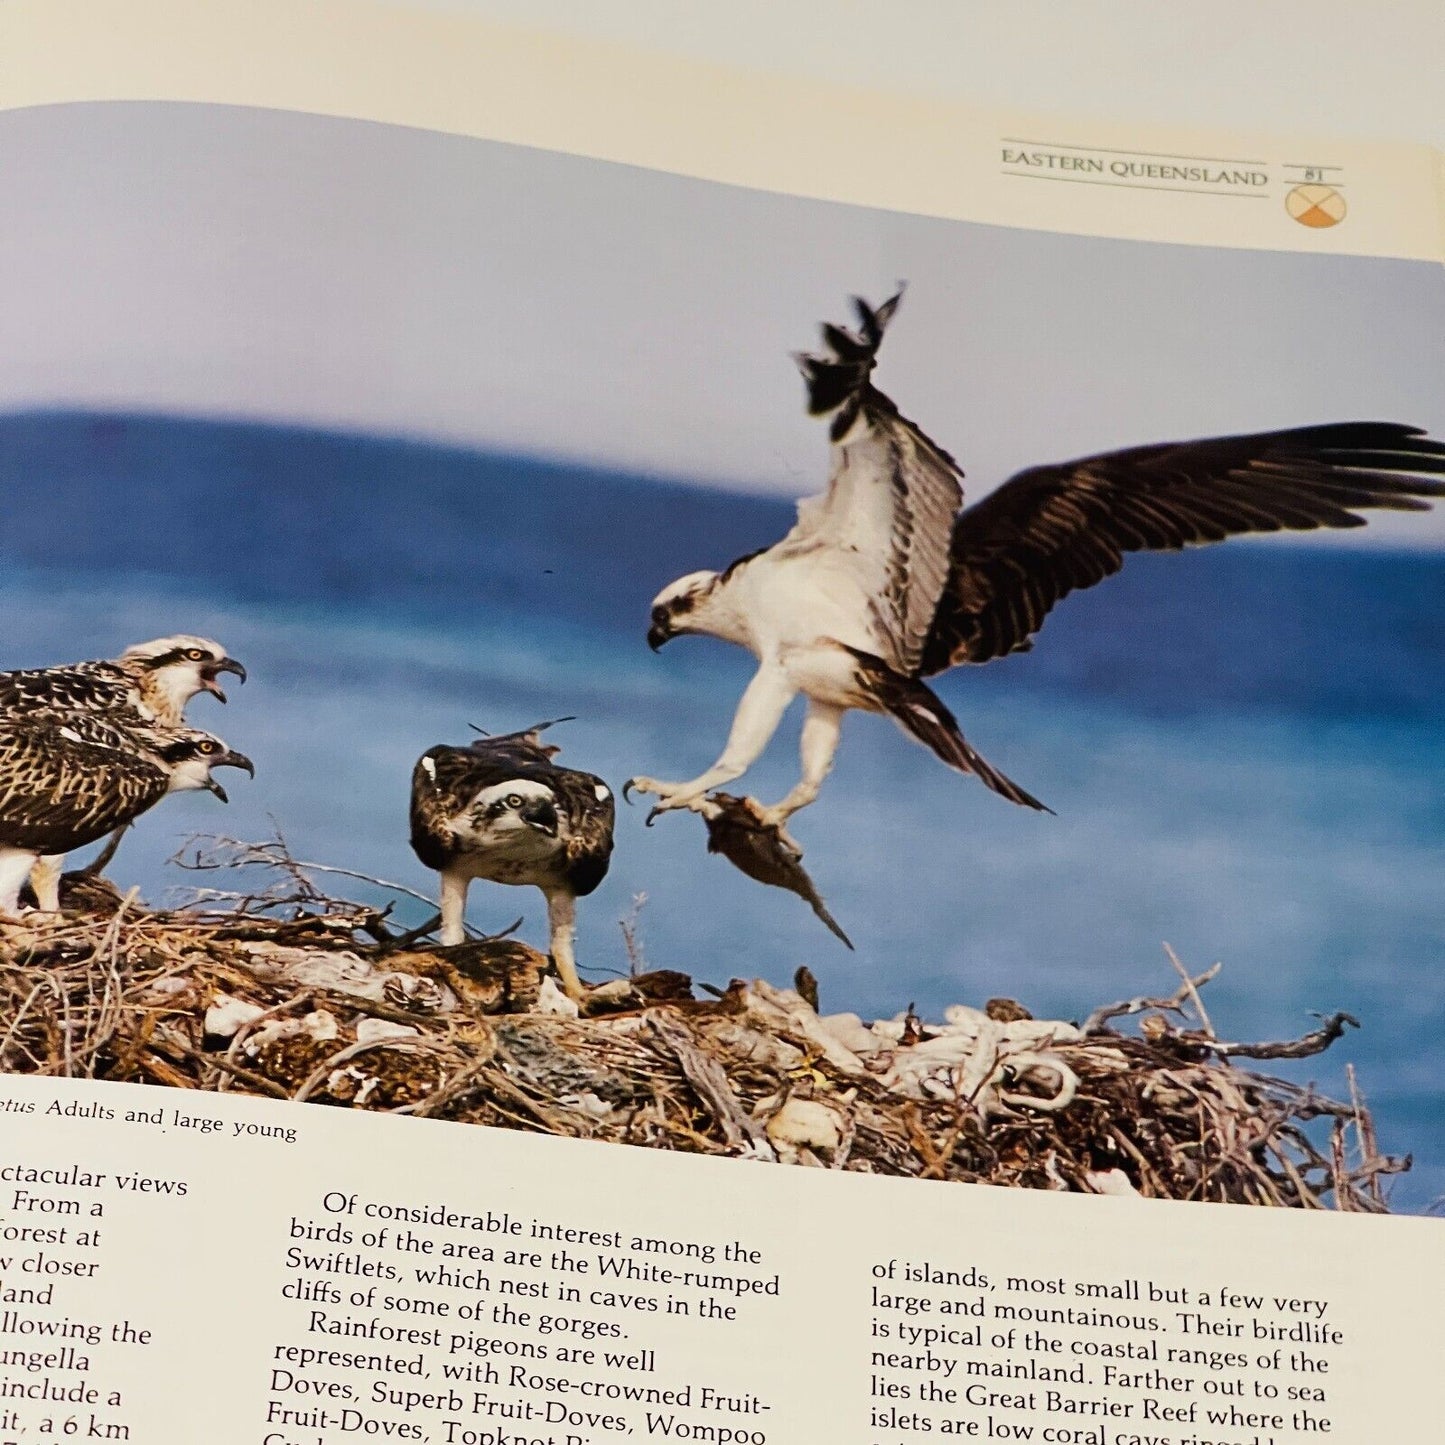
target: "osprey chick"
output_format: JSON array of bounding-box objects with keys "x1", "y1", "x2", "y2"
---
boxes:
[
  {"x1": 0, "y1": 636, "x2": 247, "y2": 907},
  {"x1": 630, "y1": 287, "x2": 1445, "y2": 844},
  {"x1": 0, "y1": 716, "x2": 253, "y2": 917},
  {"x1": 409, "y1": 723, "x2": 615, "y2": 1002},
  {"x1": 0, "y1": 635, "x2": 247, "y2": 725}
]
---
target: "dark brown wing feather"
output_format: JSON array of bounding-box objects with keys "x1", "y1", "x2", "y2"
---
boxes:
[
  {"x1": 550, "y1": 768, "x2": 615, "y2": 897},
  {"x1": 410, "y1": 731, "x2": 563, "y2": 871},
  {"x1": 922, "y1": 422, "x2": 1445, "y2": 673},
  {"x1": 0, "y1": 717, "x2": 169, "y2": 852},
  {"x1": 409, "y1": 724, "x2": 614, "y2": 893}
]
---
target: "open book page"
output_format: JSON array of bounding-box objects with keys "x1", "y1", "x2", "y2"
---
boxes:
[{"x1": 0, "y1": 4, "x2": 1441, "y2": 1443}]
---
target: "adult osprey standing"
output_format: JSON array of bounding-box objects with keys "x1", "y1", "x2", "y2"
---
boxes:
[
  {"x1": 629, "y1": 288, "x2": 1445, "y2": 845},
  {"x1": 0, "y1": 716, "x2": 253, "y2": 918},
  {"x1": 0, "y1": 636, "x2": 247, "y2": 907},
  {"x1": 409, "y1": 723, "x2": 615, "y2": 1002}
]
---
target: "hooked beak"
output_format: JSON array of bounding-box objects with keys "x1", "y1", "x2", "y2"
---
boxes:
[
  {"x1": 204, "y1": 748, "x2": 255, "y2": 801},
  {"x1": 202, "y1": 657, "x2": 247, "y2": 702},
  {"x1": 521, "y1": 798, "x2": 559, "y2": 837},
  {"x1": 647, "y1": 621, "x2": 673, "y2": 653}
]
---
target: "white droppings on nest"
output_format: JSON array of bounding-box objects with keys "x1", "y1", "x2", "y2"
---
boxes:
[
  {"x1": 239, "y1": 943, "x2": 400, "y2": 999},
  {"x1": 303, "y1": 1009, "x2": 340, "y2": 1041},
  {"x1": 240, "y1": 941, "x2": 465, "y2": 1014},
  {"x1": 535, "y1": 976, "x2": 580, "y2": 1018},
  {"x1": 764, "y1": 1096, "x2": 845, "y2": 1164},
  {"x1": 586, "y1": 979, "x2": 638, "y2": 1009},
  {"x1": 558, "y1": 1091, "x2": 614, "y2": 1120},
  {"x1": 203, "y1": 994, "x2": 266, "y2": 1038},
  {"x1": 701, "y1": 1015, "x2": 806, "y2": 1074},
  {"x1": 243, "y1": 1008, "x2": 342, "y2": 1056},
  {"x1": 743, "y1": 980, "x2": 1084, "y2": 1117},
  {"x1": 355, "y1": 1017, "x2": 420, "y2": 1045},
  {"x1": 741, "y1": 982, "x2": 870, "y2": 1078},
  {"x1": 1085, "y1": 1168, "x2": 1142, "y2": 1197},
  {"x1": 136, "y1": 975, "x2": 190, "y2": 1002}
]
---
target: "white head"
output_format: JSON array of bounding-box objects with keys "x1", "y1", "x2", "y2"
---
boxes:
[
  {"x1": 145, "y1": 727, "x2": 255, "y2": 801},
  {"x1": 118, "y1": 636, "x2": 248, "y2": 722},
  {"x1": 647, "y1": 570, "x2": 727, "y2": 651},
  {"x1": 457, "y1": 778, "x2": 562, "y2": 854}
]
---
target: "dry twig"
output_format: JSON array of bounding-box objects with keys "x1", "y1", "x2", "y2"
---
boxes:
[{"x1": 0, "y1": 850, "x2": 1408, "y2": 1213}]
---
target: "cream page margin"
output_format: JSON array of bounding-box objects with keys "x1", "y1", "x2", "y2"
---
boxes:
[
  {"x1": 0, "y1": 0, "x2": 1441, "y2": 263},
  {"x1": 0, "y1": 3, "x2": 1441, "y2": 1443},
  {"x1": 2, "y1": 1073, "x2": 1443, "y2": 1442}
]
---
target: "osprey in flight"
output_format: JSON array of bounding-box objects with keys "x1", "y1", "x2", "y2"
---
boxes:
[
  {"x1": 0, "y1": 636, "x2": 247, "y2": 908},
  {"x1": 409, "y1": 723, "x2": 616, "y2": 1002},
  {"x1": 629, "y1": 288, "x2": 1445, "y2": 844},
  {"x1": 0, "y1": 716, "x2": 253, "y2": 918}
]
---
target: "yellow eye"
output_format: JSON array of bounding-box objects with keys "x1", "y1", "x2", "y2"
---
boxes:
[
  {"x1": 506, "y1": 794, "x2": 523, "y2": 808},
  {"x1": 199, "y1": 741, "x2": 217, "y2": 754},
  {"x1": 186, "y1": 649, "x2": 206, "y2": 661}
]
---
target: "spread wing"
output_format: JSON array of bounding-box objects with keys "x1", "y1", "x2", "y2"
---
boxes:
[
  {"x1": 921, "y1": 422, "x2": 1445, "y2": 674},
  {"x1": 0, "y1": 719, "x2": 167, "y2": 852},
  {"x1": 775, "y1": 289, "x2": 963, "y2": 675},
  {"x1": 0, "y1": 660, "x2": 137, "y2": 718}
]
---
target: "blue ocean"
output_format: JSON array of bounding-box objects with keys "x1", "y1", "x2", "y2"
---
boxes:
[{"x1": 3, "y1": 413, "x2": 1442, "y2": 1208}]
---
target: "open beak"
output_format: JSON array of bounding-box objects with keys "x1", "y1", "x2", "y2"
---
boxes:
[
  {"x1": 204, "y1": 748, "x2": 255, "y2": 801},
  {"x1": 521, "y1": 798, "x2": 559, "y2": 837},
  {"x1": 202, "y1": 657, "x2": 248, "y2": 702}
]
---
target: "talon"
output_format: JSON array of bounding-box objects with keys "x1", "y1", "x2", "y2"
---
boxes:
[
  {"x1": 756, "y1": 806, "x2": 803, "y2": 858},
  {"x1": 622, "y1": 779, "x2": 638, "y2": 805},
  {"x1": 645, "y1": 807, "x2": 664, "y2": 828}
]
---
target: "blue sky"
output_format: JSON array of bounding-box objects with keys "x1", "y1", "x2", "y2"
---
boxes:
[{"x1": 0, "y1": 100, "x2": 1442, "y2": 545}]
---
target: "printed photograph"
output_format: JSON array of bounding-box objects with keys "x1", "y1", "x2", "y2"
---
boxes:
[{"x1": 1, "y1": 101, "x2": 1441, "y2": 1210}]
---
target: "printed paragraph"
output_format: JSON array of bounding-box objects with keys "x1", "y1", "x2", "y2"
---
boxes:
[
  {"x1": 0, "y1": 1155, "x2": 182, "y2": 1444},
  {"x1": 266, "y1": 1189, "x2": 785, "y2": 1443},
  {"x1": 867, "y1": 1258, "x2": 1344, "y2": 1444}
]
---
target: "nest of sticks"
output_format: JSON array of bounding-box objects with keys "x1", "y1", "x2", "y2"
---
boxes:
[{"x1": 0, "y1": 837, "x2": 1408, "y2": 1212}]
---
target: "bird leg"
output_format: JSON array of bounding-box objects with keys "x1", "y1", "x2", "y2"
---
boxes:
[
  {"x1": 78, "y1": 825, "x2": 129, "y2": 879},
  {"x1": 545, "y1": 889, "x2": 585, "y2": 1002},
  {"x1": 626, "y1": 665, "x2": 796, "y2": 820},
  {"x1": 755, "y1": 702, "x2": 844, "y2": 854},
  {"x1": 0, "y1": 848, "x2": 39, "y2": 919},
  {"x1": 438, "y1": 870, "x2": 470, "y2": 946},
  {"x1": 28, "y1": 855, "x2": 64, "y2": 913}
]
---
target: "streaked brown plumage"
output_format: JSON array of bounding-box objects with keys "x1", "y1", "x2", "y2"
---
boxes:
[
  {"x1": 0, "y1": 715, "x2": 253, "y2": 916},
  {"x1": 410, "y1": 722, "x2": 615, "y2": 1001},
  {"x1": 0, "y1": 635, "x2": 247, "y2": 907},
  {"x1": 0, "y1": 635, "x2": 247, "y2": 725}
]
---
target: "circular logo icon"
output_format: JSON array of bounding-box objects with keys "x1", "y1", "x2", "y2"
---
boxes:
[{"x1": 1285, "y1": 184, "x2": 1347, "y2": 228}]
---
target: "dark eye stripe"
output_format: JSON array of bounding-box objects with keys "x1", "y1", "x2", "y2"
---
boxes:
[{"x1": 142, "y1": 647, "x2": 201, "y2": 670}]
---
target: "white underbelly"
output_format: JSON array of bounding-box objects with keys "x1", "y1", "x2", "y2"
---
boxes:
[
  {"x1": 748, "y1": 555, "x2": 884, "y2": 658},
  {"x1": 778, "y1": 640, "x2": 882, "y2": 711}
]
